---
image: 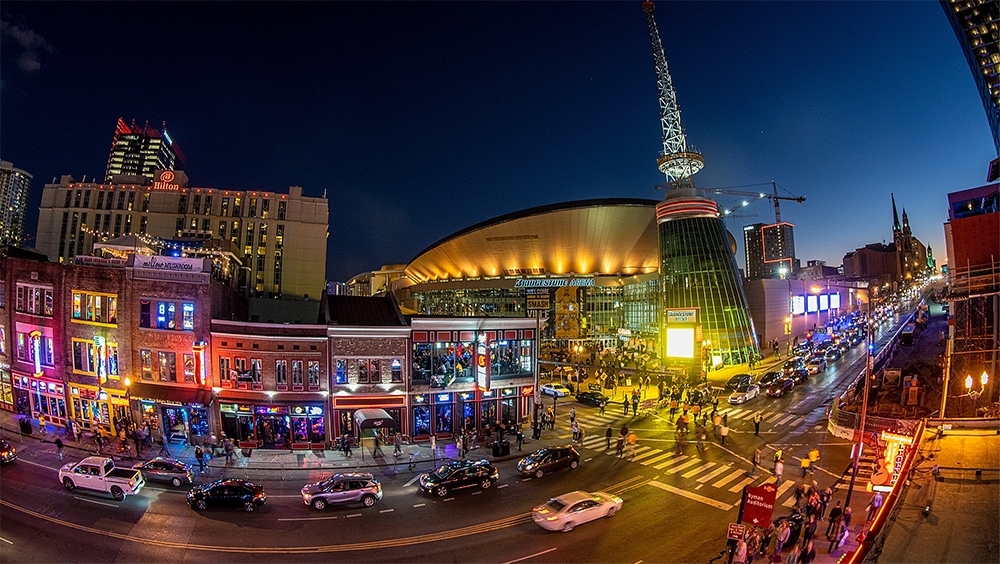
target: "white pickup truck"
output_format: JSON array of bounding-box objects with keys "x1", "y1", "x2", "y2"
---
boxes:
[{"x1": 59, "y1": 456, "x2": 145, "y2": 501}]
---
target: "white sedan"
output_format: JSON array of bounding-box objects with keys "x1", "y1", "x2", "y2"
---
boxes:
[
  {"x1": 728, "y1": 383, "x2": 760, "y2": 405},
  {"x1": 540, "y1": 383, "x2": 571, "y2": 397},
  {"x1": 806, "y1": 357, "x2": 827, "y2": 374},
  {"x1": 532, "y1": 490, "x2": 623, "y2": 532}
]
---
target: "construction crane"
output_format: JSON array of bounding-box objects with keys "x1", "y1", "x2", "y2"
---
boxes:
[
  {"x1": 656, "y1": 180, "x2": 806, "y2": 222},
  {"x1": 643, "y1": 1, "x2": 703, "y2": 189}
]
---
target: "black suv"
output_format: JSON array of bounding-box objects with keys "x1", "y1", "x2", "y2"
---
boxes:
[
  {"x1": 724, "y1": 373, "x2": 753, "y2": 392},
  {"x1": 187, "y1": 479, "x2": 266, "y2": 512},
  {"x1": 575, "y1": 391, "x2": 609, "y2": 407},
  {"x1": 517, "y1": 446, "x2": 580, "y2": 478},
  {"x1": 419, "y1": 459, "x2": 499, "y2": 497}
]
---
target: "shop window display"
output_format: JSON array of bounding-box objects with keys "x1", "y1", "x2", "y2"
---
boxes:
[
  {"x1": 413, "y1": 406, "x2": 431, "y2": 435},
  {"x1": 435, "y1": 404, "x2": 453, "y2": 433}
]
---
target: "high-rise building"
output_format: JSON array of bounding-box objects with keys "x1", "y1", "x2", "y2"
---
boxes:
[
  {"x1": 941, "y1": 0, "x2": 1000, "y2": 154},
  {"x1": 743, "y1": 222, "x2": 796, "y2": 280},
  {"x1": 0, "y1": 161, "x2": 32, "y2": 247},
  {"x1": 105, "y1": 118, "x2": 185, "y2": 183},
  {"x1": 34, "y1": 169, "x2": 328, "y2": 302}
]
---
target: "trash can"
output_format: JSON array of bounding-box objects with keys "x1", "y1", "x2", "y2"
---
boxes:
[
  {"x1": 18, "y1": 418, "x2": 32, "y2": 435},
  {"x1": 499, "y1": 440, "x2": 510, "y2": 456},
  {"x1": 491, "y1": 441, "x2": 502, "y2": 457}
]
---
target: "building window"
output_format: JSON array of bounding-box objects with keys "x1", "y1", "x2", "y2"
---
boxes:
[
  {"x1": 183, "y1": 354, "x2": 195, "y2": 383},
  {"x1": 233, "y1": 197, "x2": 242, "y2": 217},
  {"x1": 221, "y1": 197, "x2": 230, "y2": 217},
  {"x1": 391, "y1": 358, "x2": 403, "y2": 382},
  {"x1": 64, "y1": 190, "x2": 72, "y2": 207},
  {"x1": 292, "y1": 360, "x2": 303, "y2": 386},
  {"x1": 157, "y1": 302, "x2": 175, "y2": 329},
  {"x1": 139, "y1": 300, "x2": 151, "y2": 327},
  {"x1": 127, "y1": 191, "x2": 135, "y2": 211},
  {"x1": 277, "y1": 200, "x2": 286, "y2": 220},
  {"x1": 335, "y1": 359, "x2": 347, "y2": 384},
  {"x1": 369, "y1": 359, "x2": 381, "y2": 383},
  {"x1": 249, "y1": 198, "x2": 258, "y2": 218},
  {"x1": 261, "y1": 199, "x2": 270, "y2": 218},
  {"x1": 117, "y1": 191, "x2": 126, "y2": 210},
  {"x1": 308, "y1": 360, "x2": 320, "y2": 386},
  {"x1": 189, "y1": 217, "x2": 197, "y2": 230},
  {"x1": 141, "y1": 350, "x2": 153, "y2": 380},
  {"x1": 96, "y1": 191, "x2": 105, "y2": 210},
  {"x1": 219, "y1": 221, "x2": 227, "y2": 239},
  {"x1": 74, "y1": 190, "x2": 82, "y2": 207},
  {"x1": 178, "y1": 194, "x2": 187, "y2": 214},
  {"x1": 141, "y1": 192, "x2": 150, "y2": 212},
  {"x1": 158, "y1": 351, "x2": 177, "y2": 382},
  {"x1": 71, "y1": 290, "x2": 118, "y2": 325},
  {"x1": 203, "y1": 195, "x2": 212, "y2": 215},
  {"x1": 192, "y1": 195, "x2": 201, "y2": 216},
  {"x1": 108, "y1": 345, "x2": 119, "y2": 376},
  {"x1": 219, "y1": 356, "x2": 231, "y2": 384},
  {"x1": 275, "y1": 360, "x2": 287, "y2": 387},
  {"x1": 231, "y1": 220, "x2": 240, "y2": 246},
  {"x1": 250, "y1": 358, "x2": 262, "y2": 384},
  {"x1": 83, "y1": 190, "x2": 91, "y2": 208},
  {"x1": 140, "y1": 216, "x2": 148, "y2": 234},
  {"x1": 17, "y1": 332, "x2": 54, "y2": 367},
  {"x1": 123, "y1": 214, "x2": 131, "y2": 234},
  {"x1": 72, "y1": 339, "x2": 96, "y2": 374},
  {"x1": 15, "y1": 284, "x2": 54, "y2": 316},
  {"x1": 202, "y1": 218, "x2": 210, "y2": 232},
  {"x1": 358, "y1": 360, "x2": 369, "y2": 384}
]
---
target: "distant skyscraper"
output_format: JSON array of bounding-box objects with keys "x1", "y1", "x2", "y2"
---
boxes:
[
  {"x1": 105, "y1": 118, "x2": 185, "y2": 183},
  {"x1": 744, "y1": 222, "x2": 796, "y2": 280},
  {"x1": 941, "y1": 0, "x2": 1000, "y2": 154},
  {"x1": 0, "y1": 160, "x2": 33, "y2": 247}
]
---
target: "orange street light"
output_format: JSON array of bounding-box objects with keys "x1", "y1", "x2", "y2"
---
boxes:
[
  {"x1": 965, "y1": 375, "x2": 973, "y2": 390},
  {"x1": 982, "y1": 372, "x2": 989, "y2": 387}
]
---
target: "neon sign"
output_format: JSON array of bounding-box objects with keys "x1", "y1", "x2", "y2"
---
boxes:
[
  {"x1": 192, "y1": 341, "x2": 208, "y2": 385},
  {"x1": 870, "y1": 430, "x2": 914, "y2": 492},
  {"x1": 476, "y1": 333, "x2": 491, "y2": 392},
  {"x1": 29, "y1": 330, "x2": 43, "y2": 376},
  {"x1": 93, "y1": 335, "x2": 107, "y2": 384}
]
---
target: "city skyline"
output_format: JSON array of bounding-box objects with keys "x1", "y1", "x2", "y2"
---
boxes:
[{"x1": 1, "y1": 2, "x2": 994, "y2": 283}]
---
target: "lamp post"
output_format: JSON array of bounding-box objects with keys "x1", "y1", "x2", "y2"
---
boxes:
[
  {"x1": 123, "y1": 377, "x2": 135, "y2": 431},
  {"x1": 966, "y1": 375, "x2": 974, "y2": 416},
  {"x1": 845, "y1": 292, "x2": 872, "y2": 509}
]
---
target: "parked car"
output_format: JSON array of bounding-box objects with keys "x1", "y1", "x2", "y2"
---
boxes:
[
  {"x1": 59, "y1": 456, "x2": 145, "y2": 501},
  {"x1": 788, "y1": 369, "x2": 810, "y2": 385},
  {"x1": 541, "y1": 383, "x2": 571, "y2": 397},
  {"x1": 301, "y1": 473, "x2": 382, "y2": 509},
  {"x1": 418, "y1": 459, "x2": 499, "y2": 497},
  {"x1": 766, "y1": 378, "x2": 795, "y2": 397},
  {"x1": 728, "y1": 383, "x2": 760, "y2": 405},
  {"x1": 806, "y1": 357, "x2": 827, "y2": 374},
  {"x1": 133, "y1": 457, "x2": 194, "y2": 487},
  {"x1": 575, "y1": 391, "x2": 609, "y2": 407},
  {"x1": 532, "y1": 490, "x2": 623, "y2": 532},
  {"x1": 187, "y1": 478, "x2": 266, "y2": 512},
  {"x1": 724, "y1": 373, "x2": 753, "y2": 392},
  {"x1": 756, "y1": 371, "x2": 783, "y2": 388},
  {"x1": 0, "y1": 439, "x2": 16, "y2": 463},
  {"x1": 517, "y1": 446, "x2": 580, "y2": 478}
]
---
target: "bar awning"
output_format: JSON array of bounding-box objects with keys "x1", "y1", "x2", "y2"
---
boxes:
[
  {"x1": 353, "y1": 408, "x2": 398, "y2": 431},
  {"x1": 128, "y1": 382, "x2": 212, "y2": 406}
]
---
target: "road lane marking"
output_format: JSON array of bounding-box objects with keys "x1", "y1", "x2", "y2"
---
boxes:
[
  {"x1": 631, "y1": 449, "x2": 661, "y2": 462},
  {"x1": 682, "y1": 462, "x2": 716, "y2": 478},
  {"x1": 16, "y1": 459, "x2": 56, "y2": 472},
  {"x1": 0, "y1": 537, "x2": 12, "y2": 545},
  {"x1": 775, "y1": 415, "x2": 796, "y2": 425},
  {"x1": 663, "y1": 459, "x2": 702, "y2": 474},
  {"x1": 728, "y1": 476, "x2": 755, "y2": 492},
  {"x1": 502, "y1": 547, "x2": 557, "y2": 564},
  {"x1": 697, "y1": 465, "x2": 733, "y2": 483},
  {"x1": 584, "y1": 457, "x2": 594, "y2": 462},
  {"x1": 654, "y1": 455, "x2": 686, "y2": 469},
  {"x1": 774, "y1": 480, "x2": 797, "y2": 502},
  {"x1": 640, "y1": 452, "x2": 676, "y2": 466},
  {"x1": 471, "y1": 491, "x2": 482, "y2": 495},
  {"x1": 403, "y1": 475, "x2": 420, "y2": 487},
  {"x1": 380, "y1": 509, "x2": 394, "y2": 513},
  {"x1": 712, "y1": 469, "x2": 745, "y2": 489},
  {"x1": 345, "y1": 513, "x2": 362, "y2": 518},
  {"x1": 498, "y1": 484, "x2": 508, "y2": 488},
  {"x1": 278, "y1": 516, "x2": 338, "y2": 521},
  {"x1": 412, "y1": 503, "x2": 426, "y2": 507},
  {"x1": 73, "y1": 497, "x2": 117, "y2": 508},
  {"x1": 647, "y1": 480, "x2": 733, "y2": 511},
  {"x1": 443, "y1": 498, "x2": 455, "y2": 502}
]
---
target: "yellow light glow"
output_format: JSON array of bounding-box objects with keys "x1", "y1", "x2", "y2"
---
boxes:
[
  {"x1": 965, "y1": 375, "x2": 973, "y2": 389},
  {"x1": 665, "y1": 327, "x2": 695, "y2": 358},
  {"x1": 981, "y1": 372, "x2": 989, "y2": 386}
]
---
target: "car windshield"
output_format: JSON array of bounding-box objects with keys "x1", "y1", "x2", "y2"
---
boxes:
[
  {"x1": 809, "y1": 359, "x2": 822, "y2": 365},
  {"x1": 734, "y1": 384, "x2": 752, "y2": 393},
  {"x1": 432, "y1": 466, "x2": 456, "y2": 479}
]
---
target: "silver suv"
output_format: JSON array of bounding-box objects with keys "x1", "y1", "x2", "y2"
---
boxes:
[{"x1": 301, "y1": 473, "x2": 382, "y2": 510}]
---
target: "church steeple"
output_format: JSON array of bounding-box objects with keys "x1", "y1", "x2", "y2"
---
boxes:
[{"x1": 892, "y1": 193, "x2": 901, "y2": 232}]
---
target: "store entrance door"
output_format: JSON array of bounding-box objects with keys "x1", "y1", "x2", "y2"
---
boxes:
[{"x1": 258, "y1": 415, "x2": 290, "y2": 449}]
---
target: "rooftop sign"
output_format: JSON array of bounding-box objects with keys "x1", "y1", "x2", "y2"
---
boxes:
[{"x1": 514, "y1": 278, "x2": 594, "y2": 288}]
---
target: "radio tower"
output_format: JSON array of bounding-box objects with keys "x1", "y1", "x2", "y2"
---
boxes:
[
  {"x1": 643, "y1": 1, "x2": 760, "y2": 369},
  {"x1": 643, "y1": 1, "x2": 703, "y2": 190}
]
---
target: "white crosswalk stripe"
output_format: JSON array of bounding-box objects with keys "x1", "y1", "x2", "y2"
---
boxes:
[
  {"x1": 774, "y1": 414, "x2": 796, "y2": 425},
  {"x1": 641, "y1": 452, "x2": 678, "y2": 466},
  {"x1": 775, "y1": 479, "x2": 797, "y2": 501},
  {"x1": 654, "y1": 455, "x2": 687, "y2": 469},
  {"x1": 697, "y1": 465, "x2": 734, "y2": 483},
  {"x1": 681, "y1": 462, "x2": 716, "y2": 478},
  {"x1": 713, "y1": 469, "x2": 745, "y2": 489},
  {"x1": 664, "y1": 458, "x2": 703, "y2": 474},
  {"x1": 728, "y1": 476, "x2": 756, "y2": 492},
  {"x1": 631, "y1": 449, "x2": 663, "y2": 462},
  {"x1": 762, "y1": 412, "x2": 784, "y2": 423}
]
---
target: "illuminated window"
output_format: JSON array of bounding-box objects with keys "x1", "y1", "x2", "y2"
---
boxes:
[
  {"x1": 141, "y1": 350, "x2": 153, "y2": 380},
  {"x1": 261, "y1": 199, "x2": 269, "y2": 218},
  {"x1": 249, "y1": 198, "x2": 258, "y2": 218},
  {"x1": 159, "y1": 351, "x2": 177, "y2": 382},
  {"x1": 308, "y1": 360, "x2": 321, "y2": 386},
  {"x1": 219, "y1": 357, "x2": 231, "y2": 383},
  {"x1": 72, "y1": 339, "x2": 96, "y2": 373},
  {"x1": 71, "y1": 291, "x2": 118, "y2": 325},
  {"x1": 250, "y1": 359, "x2": 262, "y2": 383},
  {"x1": 182, "y1": 303, "x2": 194, "y2": 330},
  {"x1": 277, "y1": 200, "x2": 286, "y2": 220},
  {"x1": 183, "y1": 354, "x2": 195, "y2": 383},
  {"x1": 391, "y1": 359, "x2": 402, "y2": 382},
  {"x1": 292, "y1": 360, "x2": 303, "y2": 386},
  {"x1": 15, "y1": 284, "x2": 54, "y2": 316},
  {"x1": 276, "y1": 360, "x2": 287, "y2": 387},
  {"x1": 358, "y1": 360, "x2": 369, "y2": 384},
  {"x1": 221, "y1": 197, "x2": 230, "y2": 217},
  {"x1": 335, "y1": 359, "x2": 347, "y2": 384}
]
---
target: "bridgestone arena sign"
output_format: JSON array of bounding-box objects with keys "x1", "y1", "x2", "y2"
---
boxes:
[{"x1": 514, "y1": 278, "x2": 594, "y2": 288}]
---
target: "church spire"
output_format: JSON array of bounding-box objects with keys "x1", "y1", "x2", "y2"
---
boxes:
[{"x1": 891, "y1": 193, "x2": 901, "y2": 232}]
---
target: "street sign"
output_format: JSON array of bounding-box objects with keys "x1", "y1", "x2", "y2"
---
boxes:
[
  {"x1": 727, "y1": 523, "x2": 746, "y2": 540},
  {"x1": 740, "y1": 482, "x2": 777, "y2": 527},
  {"x1": 527, "y1": 297, "x2": 551, "y2": 311}
]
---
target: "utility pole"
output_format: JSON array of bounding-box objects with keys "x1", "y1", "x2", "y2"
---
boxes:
[{"x1": 845, "y1": 295, "x2": 872, "y2": 509}]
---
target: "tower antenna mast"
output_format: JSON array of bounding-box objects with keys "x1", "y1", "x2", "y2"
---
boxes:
[{"x1": 643, "y1": 1, "x2": 703, "y2": 190}]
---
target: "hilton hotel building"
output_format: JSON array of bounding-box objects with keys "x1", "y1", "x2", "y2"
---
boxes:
[{"x1": 34, "y1": 170, "x2": 328, "y2": 302}]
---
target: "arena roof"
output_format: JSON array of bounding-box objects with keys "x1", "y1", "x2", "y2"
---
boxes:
[{"x1": 406, "y1": 198, "x2": 661, "y2": 283}]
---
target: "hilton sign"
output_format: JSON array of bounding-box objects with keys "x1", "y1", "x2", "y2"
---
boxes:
[{"x1": 152, "y1": 170, "x2": 189, "y2": 190}]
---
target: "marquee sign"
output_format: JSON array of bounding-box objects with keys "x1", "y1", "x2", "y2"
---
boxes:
[
  {"x1": 870, "y1": 430, "x2": 914, "y2": 492},
  {"x1": 666, "y1": 309, "x2": 697, "y2": 323},
  {"x1": 476, "y1": 333, "x2": 491, "y2": 392},
  {"x1": 133, "y1": 255, "x2": 204, "y2": 273},
  {"x1": 514, "y1": 278, "x2": 594, "y2": 288}
]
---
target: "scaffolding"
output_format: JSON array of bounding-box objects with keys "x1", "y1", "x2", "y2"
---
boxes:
[{"x1": 943, "y1": 259, "x2": 1000, "y2": 416}]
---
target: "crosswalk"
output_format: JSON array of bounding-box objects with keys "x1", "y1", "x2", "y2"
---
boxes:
[{"x1": 562, "y1": 406, "x2": 813, "y2": 510}]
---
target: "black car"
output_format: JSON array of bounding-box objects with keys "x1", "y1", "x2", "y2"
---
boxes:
[
  {"x1": 781, "y1": 358, "x2": 806, "y2": 375},
  {"x1": 766, "y1": 378, "x2": 795, "y2": 397},
  {"x1": 187, "y1": 479, "x2": 266, "y2": 512},
  {"x1": 575, "y1": 391, "x2": 609, "y2": 408},
  {"x1": 824, "y1": 348, "x2": 842, "y2": 362},
  {"x1": 788, "y1": 369, "x2": 809, "y2": 385},
  {"x1": 773, "y1": 512, "x2": 805, "y2": 545},
  {"x1": 418, "y1": 459, "x2": 499, "y2": 497},
  {"x1": 134, "y1": 457, "x2": 195, "y2": 487},
  {"x1": 517, "y1": 446, "x2": 580, "y2": 478},
  {"x1": 724, "y1": 373, "x2": 753, "y2": 392},
  {"x1": 0, "y1": 439, "x2": 16, "y2": 463},
  {"x1": 757, "y1": 371, "x2": 783, "y2": 387}
]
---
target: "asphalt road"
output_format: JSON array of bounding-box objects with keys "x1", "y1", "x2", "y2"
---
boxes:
[{"x1": 0, "y1": 304, "x2": 921, "y2": 564}]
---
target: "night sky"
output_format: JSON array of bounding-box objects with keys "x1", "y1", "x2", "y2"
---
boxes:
[{"x1": 1, "y1": 2, "x2": 993, "y2": 284}]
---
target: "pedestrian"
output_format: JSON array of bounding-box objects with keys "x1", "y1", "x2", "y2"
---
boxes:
[
  {"x1": 224, "y1": 438, "x2": 235, "y2": 464},
  {"x1": 158, "y1": 436, "x2": 170, "y2": 457},
  {"x1": 713, "y1": 412, "x2": 722, "y2": 439},
  {"x1": 827, "y1": 514, "x2": 846, "y2": 553},
  {"x1": 825, "y1": 501, "x2": 843, "y2": 537},
  {"x1": 819, "y1": 487, "x2": 832, "y2": 519},
  {"x1": 774, "y1": 520, "x2": 790, "y2": 559},
  {"x1": 750, "y1": 448, "x2": 761, "y2": 477},
  {"x1": 669, "y1": 399, "x2": 678, "y2": 418},
  {"x1": 866, "y1": 491, "x2": 883, "y2": 523},
  {"x1": 746, "y1": 529, "x2": 760, "y2": 564},
  {"x1": 374, "y1": 434, "x2": 384, "y2": 457},
  {"x1": 774, "y1": 448, "x2": 783, "y2": 469},
  {"x1": 626, "y1": 432, "x2": 637, "y2": 459},
  {"x1": 342, "y1": 434, "x2": 353, "y2": 457},
  {"x1": 599, "y1": 399, "x2": 606, "y2": 415},
  {"x1": 720, "y1": 422, "x2": 730, "y2": 446},
  {"x1": 632, "y1": 395, "x2": 639, "y2": 415},
  {"x1": 456, "y1": 434, "x2": 464, "y2": 458},
  {"x1": 94, "y1": 428, "x2": 104, "y2": 453},
  {"x1": 615, "y1": 434, "x2": 625, "y2": 458},
  {"x1": 577, "y1": 426, "x2": 585, "y2": 446},
  {"x1": 620, "y1": 423, "x2": 629, "y2": 438},
  {"x1": 623, "y1": 398, "x2": 630, "y2": 415},
  {"x1": 800, "y1": 456, "x2": 810, "y2": 478},
  {"x1": 799, "y1": 541, "x2": 815, "y2": 564},
  {"x1": 754, "y1": 412, "x2": 763, "y2": 436},
  {"x1": 55, "y1": 437, "x2": 64, "y2": 461},
  {"x1": 569, "y1": 407, "x2": 576, "y2": 423},
  {"x1": 394, "y1": 432, "x2": 403, "y2": 455},
  {"x1": 733, "y1": 537, "x2": 748, "y2": 564},
  {"x1": 760, "y1": 523, "x2": 775, "y2": 558},
  {"x1": 516, "y1": 427, "x2": 524, "y2": 451},
  {"x1": 802, "y1": 514, "x2": 817, "y2": 547},
  {"x1": 605, "y1": 424, "x2": 613, "y2": 450},
  {"x1": 696, "y1": 424, "x2": 706, "y2": 451},
  {"x1": 794, "y1": 483, "x2": 805, "y2": 510},
  {"x1": 723, "y1": 412, "x2": 729, "y2": 426},
  {"x1": 774, "y1": 459, "x2": 784, "y2": 482},
  {"x1": 571, "y1": 420, "x2": 579, "y2": 442},
  {"x1": 195, "y1": 445, "x2": 205, "y2": 472},
  {"x1": 785, "y1": 544, "x2": 800, "y2": 564}
]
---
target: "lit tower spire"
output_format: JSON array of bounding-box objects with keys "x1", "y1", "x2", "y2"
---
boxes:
[{"x1": 642, "y1": 1, "x2": 703, "y2": 189}]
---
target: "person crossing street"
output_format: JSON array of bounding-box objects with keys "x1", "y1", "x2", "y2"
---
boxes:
[
  {"x1": 605, "y1": 424, "x2": 613, "y2": 450},
  {"x1": 753, "y1": 412, "x2": 763, "y2": 436}
]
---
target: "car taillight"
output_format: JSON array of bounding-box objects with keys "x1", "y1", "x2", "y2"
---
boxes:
[
  {"x1": 546, "y1": 516, "x2": 559, "y2": 521},
  {"x1": 128, "y1": 480, "x2": 134, "y2": 487}
]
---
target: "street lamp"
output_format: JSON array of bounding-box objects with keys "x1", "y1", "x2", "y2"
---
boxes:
[
  {"x1": 966, "y1": 375, "x2": 975, "y2": 416},
  {"x1": 123, "y1": 377, "x2": 135, "y2": 432}
]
